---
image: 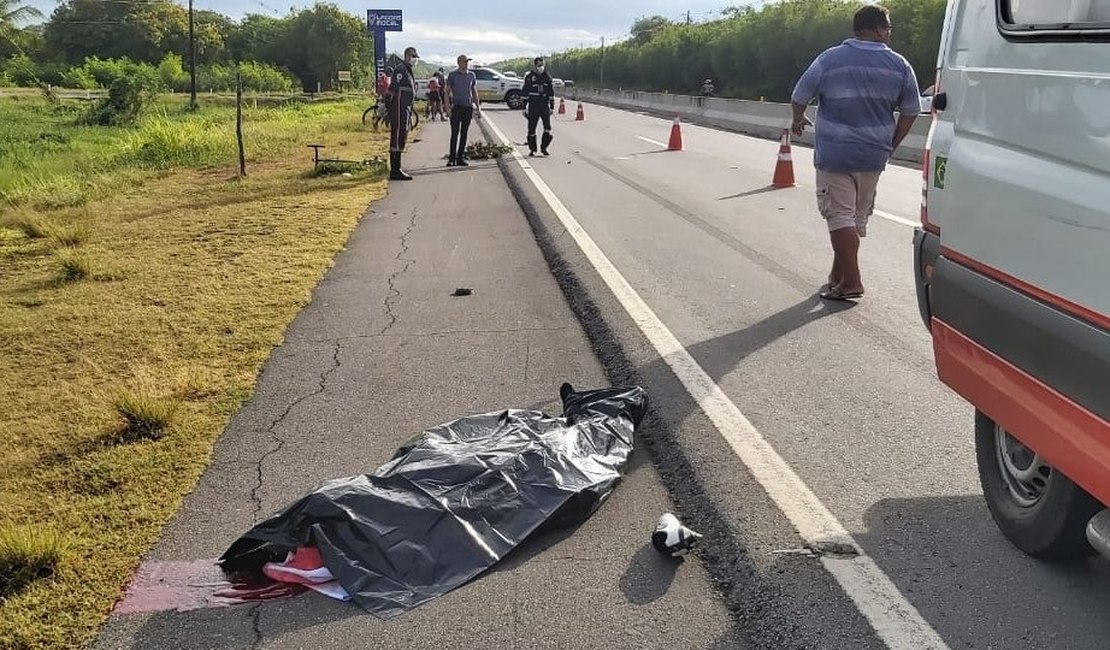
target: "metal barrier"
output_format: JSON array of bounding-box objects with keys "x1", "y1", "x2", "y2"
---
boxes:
[{"x1": 561, "y1": 87, "x2": 928, "y2": 165}]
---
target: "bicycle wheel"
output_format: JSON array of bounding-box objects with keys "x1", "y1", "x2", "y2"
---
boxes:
[
  {"x1": 362, "y1": 105, "x2": 376, "y2": 127},
  {"x1": 410, "y1": 107, "x2": 419, "y2": 130}
]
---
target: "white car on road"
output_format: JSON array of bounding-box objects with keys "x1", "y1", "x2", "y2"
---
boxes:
[{"x1": 468, "y1": 66, "x2": 525, "y2": 109}]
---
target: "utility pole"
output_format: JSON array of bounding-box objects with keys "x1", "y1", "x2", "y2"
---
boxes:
[
  {"x1": 600, "y1": 36, "x2": 605, "y2": 87},
  {"x1": 188, "y1": 0, "x2": 197, "y2": 109},
  {"x1": 687, "y1": 10, "x2": 692, "y2": 24}
]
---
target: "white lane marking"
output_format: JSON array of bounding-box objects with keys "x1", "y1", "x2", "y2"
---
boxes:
[
  {"x1": 873, "y1": 209, "x2": 919, "y2": 228},
  {"x1": 485, "y1": 114, "x2": 950, "y2": 650},
  {"x1": 624, "y1": 109, "x2": 923, "y2": 228},
  {"x1": 637, "y1": 135, "x2": 668, "y2": 148}
]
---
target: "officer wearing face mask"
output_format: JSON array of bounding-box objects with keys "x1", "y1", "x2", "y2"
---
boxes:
[
  {"x1": 522, "y1": 56, "x2": 555, "y2": 156},
  {"x1": 388, "y1": 46, "x2": 419, "y2": 181}
]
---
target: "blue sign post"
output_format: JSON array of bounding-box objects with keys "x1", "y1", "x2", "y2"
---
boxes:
[{"x1": 367, "y1": 10, "x2": 403, "y2": 85}]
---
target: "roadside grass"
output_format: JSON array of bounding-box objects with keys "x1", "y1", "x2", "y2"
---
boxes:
[
  {"x1": 0, "y1": 93, "x2": 391, "y2": 649},
  {"x1": 0, "y1": 526, "x2": 69, "y2": 597},
  {"x1": 110, "y1": 389, "x2": 181, "y2": 443},
  {"x1": 54, "y1": 248, "x2": 94, "y2": 283}
]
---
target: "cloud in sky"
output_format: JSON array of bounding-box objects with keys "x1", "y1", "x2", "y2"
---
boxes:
[{"x1": 27, "y1": 0, "x2": 753, "y2": 65}]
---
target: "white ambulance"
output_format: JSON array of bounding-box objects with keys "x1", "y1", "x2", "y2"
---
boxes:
[{"x1": 915, "y1": 0, "x2": 1110, "y2": 560}]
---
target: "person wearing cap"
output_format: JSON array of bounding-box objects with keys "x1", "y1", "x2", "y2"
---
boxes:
[
  {"x1": 445, "y1": 54, "x2": 480, "y2": 167},
  {"x1": 387, "y1": 46, "x2": 419, "y2": 181},
  {"x1": 521, "y1": 56, "x2": 556, "y2": 156}
]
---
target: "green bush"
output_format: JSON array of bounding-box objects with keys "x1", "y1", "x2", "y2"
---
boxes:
[
  {"x1": 4, "y1": 54, "x2": 39, "y2": 87},
  {"x1": 237, "y1": 61, "x2": 296, "y2": 92},
  {"x1": 81, "y1": 76, "x2": 153, "y2": 126},
  {"x1": 197, "y1": 62, "x2": 297, "y2": 92},
  {"x1": 35, "y1": 61, "x2": 68, "y2": 88},
  {"x1": 0, "y1": 72, "x2": 12, "y2": 87},
  {"x1": 60, "y1": 67, "x2": 98, "y2": 90},
  {"x1": 542, "y1": 0, "x2": 945, "y2": 101},
  {"x1": 81, "y1": 56, "x2": 130, "y2": 88},
  {"x1": 80, "y1": 57, "x2": 165, "y2": 93},
  {"x1": 158, "y1": 54, "x2": 190, "y2": 93}
]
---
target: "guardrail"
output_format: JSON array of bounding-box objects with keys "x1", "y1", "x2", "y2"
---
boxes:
[{"x1": 560, "y1": 87, "x2": 928, "y2": 165}]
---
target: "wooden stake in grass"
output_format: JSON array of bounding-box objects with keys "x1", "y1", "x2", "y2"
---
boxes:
[
  {"x1": 236, "y1": 71, "x2": 246, "y2": 178},
  {"x1": 0, "y1": 525, "x2": 69, "y2": 596},
  {"x1": 112, "y1": 390, "x2": 180, "y2": 442}
]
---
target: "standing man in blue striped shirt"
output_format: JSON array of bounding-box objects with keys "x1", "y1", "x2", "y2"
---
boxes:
[{"x1": 791, "y1": 4, "x2": 920, "y2": 301}]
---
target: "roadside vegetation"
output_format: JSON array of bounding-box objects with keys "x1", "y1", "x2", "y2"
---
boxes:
[
  {"x1": 0, "y1": 89, "x2": 390, "y2": 649},
  {"x1": 493, "y1": 0, "x2": 946, "y2": 101}
]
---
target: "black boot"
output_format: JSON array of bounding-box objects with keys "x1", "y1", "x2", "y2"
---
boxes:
[
  {"x1": 390, "y1": 151, "x2": 412, "y2": 181},
  {"x1": 526, "y1": 135, "x2": 537, "y2": 156},
  {"x1": 540, "y1": 132, "x2": 553, "y2": 156}
]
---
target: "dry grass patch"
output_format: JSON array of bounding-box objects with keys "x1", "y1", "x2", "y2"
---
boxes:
[
  {"x1": 110, "y1": 390, "x2": 180, "y2": 442},
  {"x1": 54, "y1": 248, "x2": 94, "y2": 282},
  {"x1": 5, "y1": 212, "x2": 52, "y2": 240},
  {"x1": 47, "y1": 222, "x2": 91, "y2": 248},
  {"x1": 0, "y1": 525, "x2": 69, "y2": 597},
  {"x1": 0, "y1": 94, "x2": 390, "y2": 649}
]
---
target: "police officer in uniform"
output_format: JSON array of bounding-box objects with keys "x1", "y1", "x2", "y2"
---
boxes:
[
  {"x1": 388, "y1": 46, "x2": 419, "y2": 180},
  {"x1": 522, "y1": 56, "x2": 555, "y2": 156}
]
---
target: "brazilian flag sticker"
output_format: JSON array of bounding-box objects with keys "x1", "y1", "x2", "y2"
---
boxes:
[{"x1": 934, "y1": 156, "x2": 947, "y2": 189}]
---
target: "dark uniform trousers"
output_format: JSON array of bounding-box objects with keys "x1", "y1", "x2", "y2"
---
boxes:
[{"x1": 388, "y1": 62, "x2": 416, "y2": 180}]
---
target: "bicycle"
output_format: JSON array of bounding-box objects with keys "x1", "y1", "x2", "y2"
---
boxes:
[{"x1": 363, "y1": 101, "x2": 420, "y2": 131}]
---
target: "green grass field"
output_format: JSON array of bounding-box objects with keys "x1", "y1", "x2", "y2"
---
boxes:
[{"x1": 0, "y1": 92, "x2": 393, "y2": 650}]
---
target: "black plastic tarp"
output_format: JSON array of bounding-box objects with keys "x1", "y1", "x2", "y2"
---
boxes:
[{"x1": 218, "y1": 383, "x2": 647, "y2": 618}]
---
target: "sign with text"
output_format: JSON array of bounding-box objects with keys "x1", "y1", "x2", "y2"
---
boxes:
[{"x1": 367, "y1": 9, "x2": 403, "y2": 31}]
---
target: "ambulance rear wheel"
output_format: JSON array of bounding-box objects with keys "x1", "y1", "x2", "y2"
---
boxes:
[{"x1": 975, "y1": 410, "x2": 1099, "y2": 560}]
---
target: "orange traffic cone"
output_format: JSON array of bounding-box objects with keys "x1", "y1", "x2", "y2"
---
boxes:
[
  {"x1": 558, "y1": 98, "x2": 566, "y2": 115},
  {"x1": 575, "y1": 102, "x2": 585, "y2": 121},
  {"x1": 668, "y1": 115, "x2": 683, "y2": 151},
  {"x1": 772, "y1": 129, "x2": 795, "y2": 188}
]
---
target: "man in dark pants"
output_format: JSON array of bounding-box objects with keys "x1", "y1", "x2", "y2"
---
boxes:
[
  {"x1": 522, "y1": 56, "x2": 555, "y2": 156},
  {"x1": 445, "y1": 54, "x2": 480, "y2": 166},
  {"x1": 388, "y1": 46, "x2": 419, "y2": 181}
]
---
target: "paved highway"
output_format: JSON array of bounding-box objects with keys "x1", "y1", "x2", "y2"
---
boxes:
[{"x1": 481, "y1": 101, "x2": 1110, "y2": 650}]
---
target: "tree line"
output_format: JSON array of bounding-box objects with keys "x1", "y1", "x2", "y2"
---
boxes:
[
  {"x1": 494, "y1": 0, "x2": 945, "y2": 103},
  {"x1": 0, "y1": 0, "x2": 375, "y2": 92}
]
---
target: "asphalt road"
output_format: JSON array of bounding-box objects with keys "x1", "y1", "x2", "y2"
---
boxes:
[
  {"x1": 92, "y1": 121, "x2": 741, "y2": 650},
  {"x1": 481, "y1": 102, "x2": 1110, "y2": 650}
]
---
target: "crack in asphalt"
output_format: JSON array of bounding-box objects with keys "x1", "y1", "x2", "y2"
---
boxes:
[
  {"x1": 249, "y1": 603, "x2": 263, "y2": 650},
  {"x1": 523, "y1": 337, "x2": 532, "y2": 383},
  {"x1": 300, "y1": 326, "x2": 571, "y2": 345},
  {"x1": 249, "y1": 339, "x2": 343, "y2": 523},
  {"x1": 379, "y1": 207, "x2": 419, "y2": 336}
]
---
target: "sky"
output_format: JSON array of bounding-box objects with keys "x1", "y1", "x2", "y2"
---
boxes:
[{"x1": 26, "y1": 1, "x2": 758, "y2": 66}]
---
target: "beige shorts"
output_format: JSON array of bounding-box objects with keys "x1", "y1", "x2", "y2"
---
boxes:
[{"x1": 815, "y1": 169, "x2": 881, "y2": 237}]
